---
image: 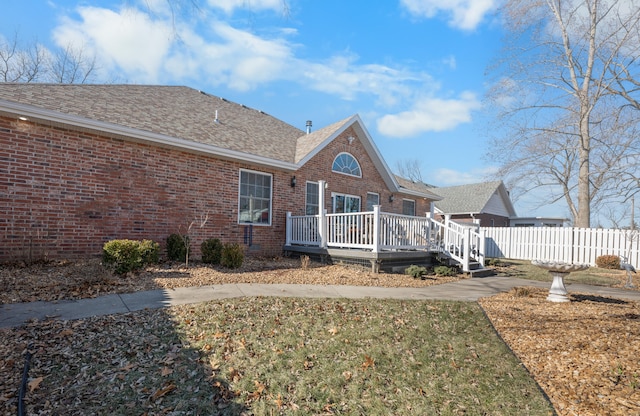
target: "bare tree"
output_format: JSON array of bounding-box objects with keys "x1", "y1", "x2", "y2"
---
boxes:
[
  {"x1": 394, "y1": 159, "x2": 425, "y2": 183},
  {"x1": 48, "y1": 44, "x2": 98, "y2": 84},
  {"x1": 0, "y1": 32, "x2": 47, "y2": 82},
  {"x1": 487, "y1": 0, "x2": 640, "y2": 227},
  {"x1": 1, "y1": 33, "x2": 99, "y2": 84}
]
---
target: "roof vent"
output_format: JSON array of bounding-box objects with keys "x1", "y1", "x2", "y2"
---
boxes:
[
  {"x1": 306, "y1": 120, "x2": 312, "y2": 134},
  {"x1": 214, "y1": 110, "x2": 219, "y2": 124}
]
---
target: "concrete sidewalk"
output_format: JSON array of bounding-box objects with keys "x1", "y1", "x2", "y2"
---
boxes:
[{"x1": 2, "y1": 276, "x2": 639, "y2": 328}]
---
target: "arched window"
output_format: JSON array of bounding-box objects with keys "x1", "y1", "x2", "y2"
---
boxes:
[{"x1": 332, "y1": 152, "x2": 361, "y2": 177}]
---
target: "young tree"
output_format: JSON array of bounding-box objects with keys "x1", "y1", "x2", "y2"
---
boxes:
[{"x1": 487, "y1": 0, "x2": 640, "y2": 227}]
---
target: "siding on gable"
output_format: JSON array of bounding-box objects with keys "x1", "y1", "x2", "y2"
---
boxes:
[{"x1": 483, "y1": 192, "x2": 511, "y2": 217}]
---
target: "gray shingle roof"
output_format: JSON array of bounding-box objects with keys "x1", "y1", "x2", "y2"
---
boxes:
[
  {"x1": 394, "y1": 176, "x2": 443, "y2": 200},
  {"x1": 427, "y1": 181, "x2": 515, "y2": 215},
  {"x1": 0, "y1": 84, "x2": 306, "y2": 163}
]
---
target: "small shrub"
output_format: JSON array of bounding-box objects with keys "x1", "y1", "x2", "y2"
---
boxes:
[
  {"x1": 201, "y1": 238, "x2": 223, "y2": 264},
  {"x1": 596, "y1": 255, "x2": 620, "y2": 270},
  {"x1": 434, "y1": 265, "x2": 458, "y2": 276},
  {"x1": 405, "y1": 265, "x2": 427, "y2": 279},
  {"x1": 300, "y1": 255, "x2": 311, "y2": 270},
  {"x1": 221, "y1": 243, "x2": 244, "y2": 269},
  {"x1": 139, "y1": 239, "x2": 160, "y2": 264},
  {"x1": 166, "y1": 233, "x2": 189, "y2": 262},
  {"x1": 102, "y1": 239, "x2": 159, "y2": 275},
  {"x1": 486, "y1": 258, "x2": 501, "y2": 267}
]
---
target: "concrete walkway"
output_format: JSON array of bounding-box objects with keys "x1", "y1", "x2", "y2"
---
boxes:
[{"x1": 2, "y1": 276, "x2": 639, "y2": 328}]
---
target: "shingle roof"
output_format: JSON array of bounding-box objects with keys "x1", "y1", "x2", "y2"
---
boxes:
[
  {"x1": 0, "y1": 84, "x2": 306, "y2": 163},
  {"x1": 394, "y1": 176, "x2": 443, "y2": 200},
  {"x1": 294, "y1": 116, "x2": 353, "y2": 164},
  {"x1": 427, "y1": 181, "x2": 515, "y2": 215}
]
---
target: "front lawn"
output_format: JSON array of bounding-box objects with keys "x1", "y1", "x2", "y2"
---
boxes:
[{"x1": 1, "y1": 298, "x2": 554, "y2": 415}]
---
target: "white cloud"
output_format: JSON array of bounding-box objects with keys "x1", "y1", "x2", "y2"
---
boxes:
[
  {"x1": 296, "y1": 54, "x2": 434, "y2": 105},
  {"x1": 432, "y1": 166, "x2": 499, "y2": 186},
  {"x1": 376, "y1": 91, "x2": 481, "y2": 137},
  {"x1": 206, "y1": 0, "x2": 284, "y2": 14},
  {"x1": 51, "y1": 4, "x2": 439, "y2": 103},
  {"x1": 400, "y1": 0, "x2": 498, "y2": 30},
  {"x1": 49, "y1": 3, "x2": 472, "y2": 124},
  {"x1": 53, "y1": 7, "x2": 172, "y2": 82}
]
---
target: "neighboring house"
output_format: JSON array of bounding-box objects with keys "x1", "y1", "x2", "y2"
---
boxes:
[
  {"x1": 0, "y1": 84, "x2": 439, "y2": 262},
  {"x1": 427, "y1": 181, "x2": 517, "y2": 227},
  {"x1": 509, "y1": 217, "x2": 569, "y2": 227}
]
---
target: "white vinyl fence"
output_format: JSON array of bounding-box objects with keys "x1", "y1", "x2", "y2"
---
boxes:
[{"x1": 482, "y1": 227, "x2": 640, "y2": 269}]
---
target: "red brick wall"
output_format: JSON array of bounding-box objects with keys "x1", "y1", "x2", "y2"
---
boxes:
[
  {"x1": 292, "y1": 127, "x2": 432, "y2": 216},
  {"x1": 0, "y1": 117, "x2": 432, "y2": 262}
]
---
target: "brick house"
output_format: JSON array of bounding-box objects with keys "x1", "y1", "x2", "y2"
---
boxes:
[{"x1": 0, "y1": 84, "x2": 439, "y2": 262}]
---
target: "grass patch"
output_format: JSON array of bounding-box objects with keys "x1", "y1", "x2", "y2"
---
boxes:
[
  {"x1": 172, "y1": 297, "x2": 553, "y2": 415},
  {"x1": 2, "y1": 298, "x2": 554, "y2": 415},
  {"x1": 498, "y1": 259, "x2": 623, "y2": 286}
]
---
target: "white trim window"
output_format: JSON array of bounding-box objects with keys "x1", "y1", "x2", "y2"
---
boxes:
[
  {"x1": 332, "y1": 193, "x2": 361, "y2": 213},
  {"x1": 402, "y1": 199, "x2": 416, "y2": 216},
  {"x1": 306, "y1": 181, "x2": 319, "y2": 215},
  {"x1": 332, "y1": 152, "x2": 362, "y2": 177},
  {"x1": 366, "y1": 192, "x2": 380, "y2": 211},
  {"x1": 238, "y1": 169, "x2": 272, "y2": 225}
]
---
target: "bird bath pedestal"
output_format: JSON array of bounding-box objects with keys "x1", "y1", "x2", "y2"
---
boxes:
[{"x1": 531, "y1": 261, "x2": 590, "y2": 302}]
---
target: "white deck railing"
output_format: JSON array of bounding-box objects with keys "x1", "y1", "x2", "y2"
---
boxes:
[{"x1": 285, "y1": 206, "x2": 484, "y2": 271}]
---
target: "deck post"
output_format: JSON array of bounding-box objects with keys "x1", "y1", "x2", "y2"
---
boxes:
[
  {"x1": 425, "y1": 212, "x2": 432, "y2": 246},
  {"x1": 318, "y1": 180, "x2": 327, "y2": 248},
  {"x1": 372, "y1": 205, "x2": 381, "y2": 253},
  {"x1": 463, "y1": 226, "x2": 471, "y2": 272},
  {"x1": 285, "y1": 212, "x2": 292, "y2": 246}
]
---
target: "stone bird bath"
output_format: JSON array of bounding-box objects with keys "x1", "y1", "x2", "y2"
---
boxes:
[{"x1": 531, "y1": 260, "x2": 590, "y2": 302}]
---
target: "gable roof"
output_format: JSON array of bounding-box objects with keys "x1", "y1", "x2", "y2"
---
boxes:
[
  {"x1": 428, "y1": 181, "x2": 517, "y2": 217},
  {"x1": 0, "y1": 83, "x2": 435, "y2": 198}
]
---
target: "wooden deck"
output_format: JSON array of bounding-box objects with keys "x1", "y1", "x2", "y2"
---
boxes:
[
  {"x1": 284, "y1": 206, "x2": 487, "y2": 273},
  {"x1": 282, "y1": 244, "x2": 435, "y2": 273}
]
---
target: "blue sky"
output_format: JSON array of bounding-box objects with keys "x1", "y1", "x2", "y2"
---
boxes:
[{"x1": 0, "y1": 0, "x2": 569, "y2": 219}]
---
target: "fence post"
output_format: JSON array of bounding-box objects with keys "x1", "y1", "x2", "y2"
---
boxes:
[
  {"x1": 285, "y1": 212, "x2": 292, "y2": 246},
  {"x1": 372, "y1": 205, "x2": 381, "y2": 253}
]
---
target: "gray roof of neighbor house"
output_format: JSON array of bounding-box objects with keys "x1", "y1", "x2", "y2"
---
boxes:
[
  {"x1": 0, "y1": 83, "x2": 437, "y2": 199},
  {"x1": 427, "y1": 181, "x2": 516, "y2": 216}
]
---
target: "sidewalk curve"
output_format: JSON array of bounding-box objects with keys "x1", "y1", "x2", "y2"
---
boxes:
[{"x1": 1, "y1": 276, "x2": 639, "y2": 329}]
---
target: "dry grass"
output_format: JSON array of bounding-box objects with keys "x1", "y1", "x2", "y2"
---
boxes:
[{"x1": 1, "y1": 298, "x2": 554, "y2": 415}]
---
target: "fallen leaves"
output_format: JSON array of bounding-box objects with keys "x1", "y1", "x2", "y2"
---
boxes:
[
  {"x1": 27, "y1": 376, "x2": 44, "y2": 392},
  {"x1": 480, "y1": 287, "x2": 640, "y2": 416},
  {"x1": 149, "y1": 382, "x2": 176, "y2": 402},
  {"x1": 0, "y1": 257, "x2": 464, "y2": 305}
]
